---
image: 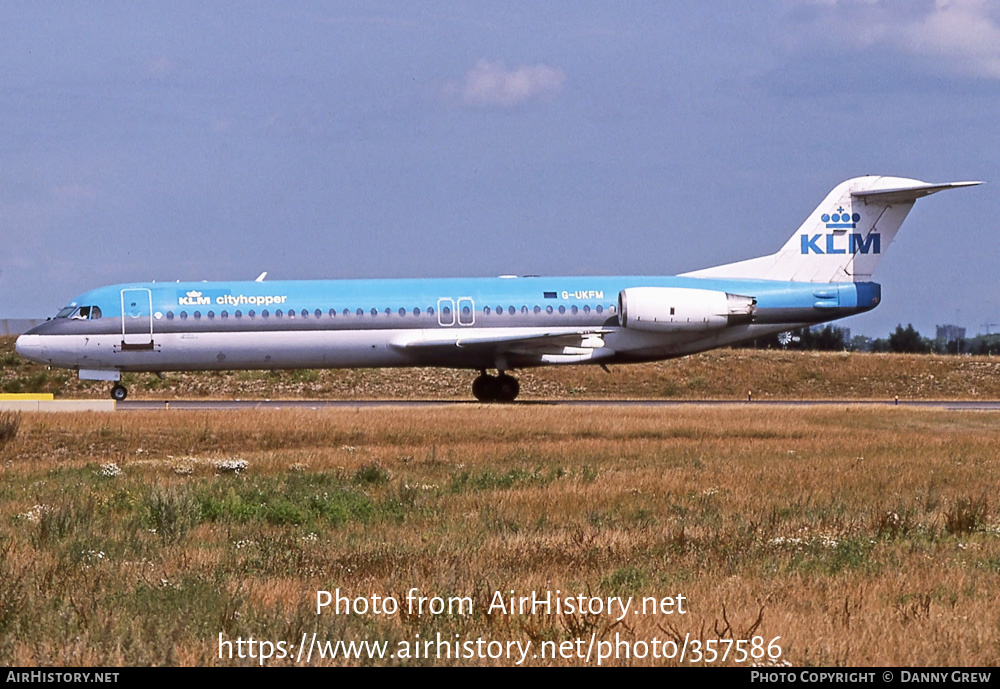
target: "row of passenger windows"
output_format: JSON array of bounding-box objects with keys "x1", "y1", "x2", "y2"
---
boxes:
[{"x1": 159, "y1": 304, "x2": 614, "y2": 321}]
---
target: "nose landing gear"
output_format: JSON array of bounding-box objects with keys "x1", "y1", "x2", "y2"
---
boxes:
[
  {"x1": 110, "y1": 384, "x2": 128, "y2": 402},
  {"x1": 471, "y1": 371, "x2": 520, "y2": 402}
]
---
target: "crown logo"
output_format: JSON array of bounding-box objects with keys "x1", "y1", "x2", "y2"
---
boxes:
[
  {"x1": 821, "y1": 207, "x2": 860, "y2": 229},
  {"x1": 185, "y1": 290, "x2": 203, "y2": 298}
]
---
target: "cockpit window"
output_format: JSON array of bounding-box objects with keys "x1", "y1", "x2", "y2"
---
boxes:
[
  {"x1": 75, "y1": 306, "x2": 102, "y2": 320},
  {"x1": 60, "y1": 305, "x2": 103, "y2": 320}
]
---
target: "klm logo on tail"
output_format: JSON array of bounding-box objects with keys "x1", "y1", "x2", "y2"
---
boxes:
[
  {"x1": 801, "y1": 233, "x2": 881, "y2": 255},
  {"x1": 800, "y1": 207, "x2": 880, "y2": 255},
  {"x1": 821, "y1": 207, "x2": 859, "y2": 229}
]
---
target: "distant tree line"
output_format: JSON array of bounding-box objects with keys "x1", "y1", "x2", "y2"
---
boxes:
[
  {"x1": 736, "y1": 324, "x2": 1000, "y2": 355},
  {"x1": 735, "y1": 325, "x2": 848, "y2": 351}
]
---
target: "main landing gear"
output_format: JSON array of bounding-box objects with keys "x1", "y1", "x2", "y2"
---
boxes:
[
  {"x1": 110, "y1": 384, "x2": 128, "y2": 402},
  {"x1": 472, "y1": 370, "x2": 520, "y2": 402}
]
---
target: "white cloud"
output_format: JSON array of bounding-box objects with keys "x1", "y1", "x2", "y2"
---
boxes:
[
  {"x1": 787, "y1": 0, "x2": 1000, "y2": 79},
  {"x1": 905, "y1": 0, "x2": 1000, "y2": 78},
  {"x1": 447, "y1": 60, "x2": 566, "y2": 108}
]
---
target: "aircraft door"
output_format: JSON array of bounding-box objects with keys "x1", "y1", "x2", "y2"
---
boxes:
[
  {"x1": 121, "y1": 288, "x2": 154, "y2": 348},
  {"x1": 437, "y1": 297, "x2": 476, "y2": 326}
]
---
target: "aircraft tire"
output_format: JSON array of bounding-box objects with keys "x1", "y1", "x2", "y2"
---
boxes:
[
  {"x1": 495, "y1": 374, "x2": 519, "y2": 402},
  {"x1": 110, "y1": 384, "x2": 128, "y2": 402},
  {"x1": 472, "y1": 374, "x2": 497, "y2": 402}
]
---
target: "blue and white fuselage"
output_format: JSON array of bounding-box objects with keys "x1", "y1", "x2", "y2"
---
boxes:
[
  {"x1": 15, "y1": 275, "x2": 878, "y2": 370},
  {"x1": 15, "y1": 176, "x2": 978, "y2": 401}
]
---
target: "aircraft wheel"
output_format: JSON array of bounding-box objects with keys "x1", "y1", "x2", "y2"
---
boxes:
[
  {"x1": 472, "y1": 374, "x2": 497, "y2": 402},
  {"x1": 495, "y1": 374, "x2": 520, "y2": 402},
  {"x1": 110, "y1": 384, "x2": 128, "y2": 402}
]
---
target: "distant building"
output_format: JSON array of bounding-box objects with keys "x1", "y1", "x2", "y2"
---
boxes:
[{"x1": 936, "y1": 324, "x2": 966, "y2": 342}]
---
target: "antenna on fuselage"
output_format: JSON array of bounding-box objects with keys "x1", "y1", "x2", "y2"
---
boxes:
[{"x1": 255, "y1": 272, "x2": 267, "y2": 282}]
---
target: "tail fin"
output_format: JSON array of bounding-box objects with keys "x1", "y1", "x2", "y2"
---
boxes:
[{"x1": 682, "y1": 176, "x2": 980, "y2": 283}]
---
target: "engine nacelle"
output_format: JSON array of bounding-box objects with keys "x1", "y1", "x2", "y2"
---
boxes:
[{"x1": 618, "y1": 287, "x2": 756, "y2": 333}]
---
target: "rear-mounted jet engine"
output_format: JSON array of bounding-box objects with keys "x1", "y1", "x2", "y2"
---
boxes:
[{"x1": 617, "y1": 287, "x2": 756, "y2": 333}]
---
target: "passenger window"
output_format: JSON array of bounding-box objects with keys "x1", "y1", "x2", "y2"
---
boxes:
[
  {"x1": 248, "y1": 310, "x2": 256, "y2": 318},
  {"x1": 208, "y1": 311, "x2": 215, "y2": 319},
  {"x1": 583, "y1": 305, "x2": 591, "y2": 314},
  {"x1": 276, "y1": 310, "x2": 283, "y2": 318},
  {"x1": 371, "y1": 308, "x2": 378, "y2": 316},
  {"x1": 194, "y1": 311, "x2": 202, "y2": 319},
  {"x1": 262, "y1": 310, "x2": 269, "y2": 318},
  {"x1": 596, "y1": 305, "x2": 603, "y2": 314},
  {"x1": 534, "y1": 306, "x2": 540, "y2": 314},
  {"x1": 166, "y1": 311, "x2": 175, "y2": 320},
  {"x1": 558, "y1": 306, "x2": 565, "y2": 315},
  {"x1": 180, "y1": 311, "x2": 188, "y2": 320},
  {"x1": 235, "y1": 310, "x2": 243, "y2": 319},
  {"x1": 484, "y1": 306, "x2": 491, "y2": 315},
  {"x1": 508, "y1": 306, "x2": 515, "y2": 315},
  {"x1": 414, "y1": 307, "x2": 421, "y2": 316},
  {"x1": 315, "y1": 309, "x2": 322, "y2": 318},
  {"x1": 221, "y1": 311, "x2": 229, "y2": 319},
  {"x1": 399, "y1": 308, "x2": 406, "y2": 316},
  {"x1": 546, "y1": 306, "x2": 553, "y2": 314}
]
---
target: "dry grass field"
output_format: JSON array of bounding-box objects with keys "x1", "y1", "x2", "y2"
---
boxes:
[{"x1": 1, "y1": 405, "x2": 999, "y2": 666}]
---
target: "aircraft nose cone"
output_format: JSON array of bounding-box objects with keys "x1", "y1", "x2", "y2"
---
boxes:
[{"x1": 15, "y1": 334, "x2": 44, "y2": 364}]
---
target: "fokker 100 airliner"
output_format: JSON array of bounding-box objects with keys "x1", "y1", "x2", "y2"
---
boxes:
[{"x1": 16, "y1": 176, "x2": 979, "y2": 402}]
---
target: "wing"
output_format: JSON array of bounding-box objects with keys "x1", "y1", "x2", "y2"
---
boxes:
[{"x1": 390, "y1": 328, "x2": 616, "y2": 364}]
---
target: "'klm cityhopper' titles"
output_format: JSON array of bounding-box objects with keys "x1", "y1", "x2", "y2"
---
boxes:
[{"x1": 178, "y1": 290, "x2": 288, "y2": 307}]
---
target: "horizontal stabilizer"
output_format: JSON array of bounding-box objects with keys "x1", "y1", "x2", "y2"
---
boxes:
[{"x1": 852, "y1": 181, "x2": 981, "y2": 205}]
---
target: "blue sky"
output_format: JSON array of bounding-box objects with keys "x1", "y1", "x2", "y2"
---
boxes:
[{"x1": 2, "y1": 1, "x2": 997, "y2": 337}]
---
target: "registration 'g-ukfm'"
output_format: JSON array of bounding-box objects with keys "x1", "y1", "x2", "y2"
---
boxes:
[{"x1": 16, "y1": 176, "x2": 979, "y2": 401}]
